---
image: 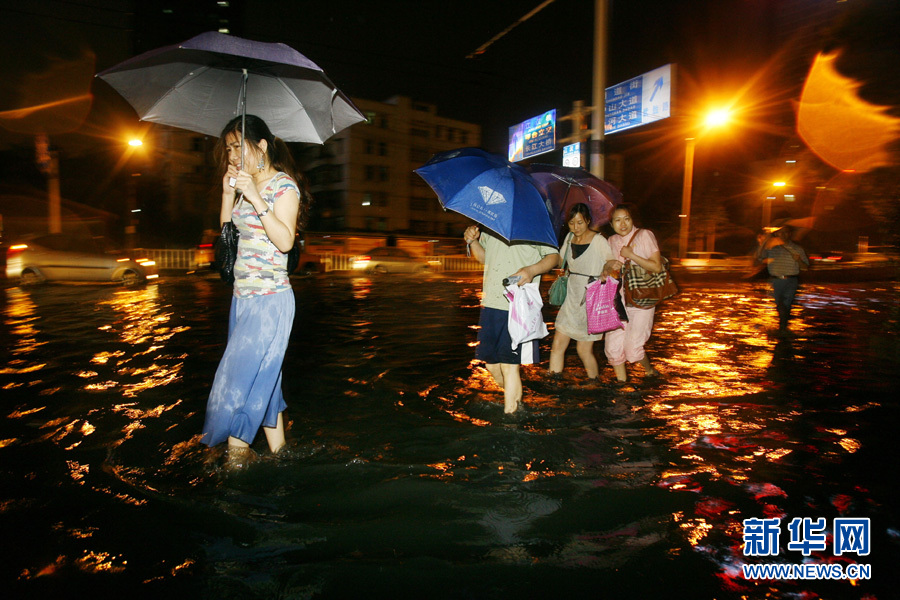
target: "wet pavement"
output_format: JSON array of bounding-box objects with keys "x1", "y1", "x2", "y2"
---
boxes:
[{"x1": 1, "y1": 272, "x2": 899, "y2": 599}]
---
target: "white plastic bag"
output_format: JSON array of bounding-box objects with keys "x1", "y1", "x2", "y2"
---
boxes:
[{"x1": 506, "y1": 281, "x2": 549, "y2": 348}]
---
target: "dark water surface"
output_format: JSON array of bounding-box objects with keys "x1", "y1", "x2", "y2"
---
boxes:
[{"x1": 2, "y1": 274, "x2": 899, "y2": 599}]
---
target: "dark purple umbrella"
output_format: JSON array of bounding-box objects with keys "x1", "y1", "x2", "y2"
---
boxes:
[
  {"x1": 528, "y1": 164, "x2": 623, "y2": 238},
  {"x1": 96, "y1": 31, "x2": 365, "y2": 144}
]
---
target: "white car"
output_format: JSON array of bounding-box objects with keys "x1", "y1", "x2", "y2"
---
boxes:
[
  {"x1": 678, "y1": 251, "x2": 752, "y2": 271},
  {"x1": 5, "y1": 233, "x2": 159, "y2": 285},
  {"x1": 350, "y1": 247, "x2": 431, "y2": 274}
]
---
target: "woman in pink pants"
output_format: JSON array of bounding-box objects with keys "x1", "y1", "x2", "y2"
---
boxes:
[{"x1": 603, "y1": 204, "x2": 662, "y2": 383}]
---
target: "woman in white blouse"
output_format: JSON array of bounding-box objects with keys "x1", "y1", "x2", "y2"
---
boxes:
[{"x1": 548, "y1": 203, "x2": 614, "y2": 381}]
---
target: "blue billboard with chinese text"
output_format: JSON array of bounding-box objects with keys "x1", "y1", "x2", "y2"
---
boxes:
[
  {"x1": 508, "y1": 109, "x2": 556, "y2": 162},
  {"x1": 605, "y1": 64, "x2": 672, "y2": 135}
]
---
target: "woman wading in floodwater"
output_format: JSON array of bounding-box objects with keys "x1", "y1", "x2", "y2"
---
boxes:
[
  {"x1": 547, "y1": 203, "x2": 614, "y2": 381},
  {"x1": 201, "y1": 115, "x2": 310, "y2": 464},
  {"x1": 603, "y1": 203, "x2": 662, "y2": 383}
]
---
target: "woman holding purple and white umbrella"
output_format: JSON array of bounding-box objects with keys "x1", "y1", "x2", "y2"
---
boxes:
[{"x1": 201, "y1": 115, "x2": 311, "y2": 463}]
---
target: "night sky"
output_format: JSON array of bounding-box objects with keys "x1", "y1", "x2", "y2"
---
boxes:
[
  {"x1": 2, "y1": 0, "x2": 897, "y2": 245},
  {"x1": 2, "y1": 0, "x2": 774, "y2": 153},
  {"x1": 238, "y1": 0, "x2": 775, "y2": 152}
]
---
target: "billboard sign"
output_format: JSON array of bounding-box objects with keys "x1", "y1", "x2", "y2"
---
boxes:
[
  {"x1": 508, "y1": 109, "x2": 556, "y2": 162},
  {"x1": 605, "y1": 64, "x2": 672, "y2": 135}
]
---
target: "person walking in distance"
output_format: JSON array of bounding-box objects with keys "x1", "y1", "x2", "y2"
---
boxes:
[{"x1": 755, "y1": 226, "x2": 809, "y2": 334}]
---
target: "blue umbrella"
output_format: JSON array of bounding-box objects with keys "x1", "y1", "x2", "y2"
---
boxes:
[
  {"x1": 528, "y1": 164, "x2": 623, "y2": 240},
  {"x1": 414, "y1": 148, "x2": 557, "y2": 247}
]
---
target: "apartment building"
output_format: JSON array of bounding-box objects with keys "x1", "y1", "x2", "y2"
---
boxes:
[{"x1": 304, "y1": 95, "x2": 481, "y2": 235}]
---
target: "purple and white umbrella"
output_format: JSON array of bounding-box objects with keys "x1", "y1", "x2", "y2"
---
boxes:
[
  {"x1": 528, "y1": 164, "x2": 622, "y2": 240},
  {"x1": 97, "y1": 31, "x2": 365, "y2": 143}
]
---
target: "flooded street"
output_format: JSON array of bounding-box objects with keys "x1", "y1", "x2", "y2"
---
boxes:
[{"x1": 2, "y1": 273, "x2": 899, "y2": 599}]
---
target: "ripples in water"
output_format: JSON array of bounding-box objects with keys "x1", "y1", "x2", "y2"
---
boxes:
[{"x1": 1, "y1": 276, "x2": 898, "y2": 598}]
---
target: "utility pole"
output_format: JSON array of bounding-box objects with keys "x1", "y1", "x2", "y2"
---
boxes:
[
  {"x1": 558, "y1": 100, "x2": 588, "y2": 143},
  {"x1": 591, "y1": 0, "x2": 608, "y2": 179},
  {"x1": 572, "y1": 100, "x2": 585, "y2": 141},
  {"x1": 558, "y1": 100, "x2": 592, "y2": 167},
  {"x1": 36, "y1": 134, "x2": 61, "y2": 234},
  {"x1": 47, "y1": 151, "x2": 61, "y2": 234},
  {"x1": 679, "y1": 137, "x2": 695, "y2": 259}
]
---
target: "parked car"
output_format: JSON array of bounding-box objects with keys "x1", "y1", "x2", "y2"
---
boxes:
[
  {"x1": 5, "y1": 233, "x2": 159, "y2": 285},
  {"x1": 677, "y1": 251, "x2": 752, "y2": 271},
  {"x1": 351, "y1": 247, "x2": 431, "y2": 274}
]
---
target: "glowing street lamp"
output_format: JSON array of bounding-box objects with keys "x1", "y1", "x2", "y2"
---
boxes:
[
  {"x1": 705, "y1": 109, "x2": 730, "y2": 128},
  {"x1": 124, "y1": 137, "x2": 147, "y2": 249},
  {"x1": 679, "y1": 108, "x2": 732, "y2": 259},
  {"x1": 763, "y1": 181, "x2": 787, "y2": 229}
]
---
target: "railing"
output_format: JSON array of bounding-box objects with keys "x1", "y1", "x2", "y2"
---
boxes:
[
  {"x1": 137, "y1": 249, "x2": 485, "y2": 273},
  {"x1": 319, "y1": 253, "x2": 353, "y2": 272},
  {"x1": 320, "y1": 254, "x2": 483, "y2": 273},
  {"x1": 134, "y1": 248, "x2": 199, "y2": 270},
  {"x1": 432, "y1": 255, "x2": 484, "y2": 272}
]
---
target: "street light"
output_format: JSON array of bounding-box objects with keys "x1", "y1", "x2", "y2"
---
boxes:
[
  {"x1": 678, "y1": 108, "x2": 731, "y2": 259},
  {"x1": 705, "y1": 109, "x2": 730, "y2": 128},
  {"x1": 124, "y1": 137, "x2": 146, "y2": 249},
  {"x1": 763, "y1": 181, "x2": 787, "y2": 230}
]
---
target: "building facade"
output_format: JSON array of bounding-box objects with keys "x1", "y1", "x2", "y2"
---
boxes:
[{"x1": 304, "y1": 96, "x2": 481, "y2": 236}]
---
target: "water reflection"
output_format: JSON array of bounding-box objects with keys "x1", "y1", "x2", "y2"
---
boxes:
[
  {"x1": 0, "y1": 277, "x2": 896, "y2": 598},
  {"x1": 3, "y1": 287, "x2": 45, "y2": 377},
  {"x1": 91, "y1": 286, "x2": 188, "y2": 400}
]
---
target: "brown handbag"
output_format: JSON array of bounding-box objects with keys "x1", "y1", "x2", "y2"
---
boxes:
[{"x1": 620, "y1": 229, "x2": 678, "y2": 308}]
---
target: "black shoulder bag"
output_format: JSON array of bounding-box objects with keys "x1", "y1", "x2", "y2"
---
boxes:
[{"x1": 214, "y1": 220, "x2": 239, "y2": 285}]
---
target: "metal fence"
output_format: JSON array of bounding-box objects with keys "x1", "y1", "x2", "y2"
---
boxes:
[
  {"x1": 138, "y1": 249, "x2": 484, "y2": 273},
  {"x1": 135, "y1": 248, "x2": 199, "y2": 270},
  {"x1": 320, "y1": 254, "x2": 483, "y2": 273},
  {"x1": 432, "y1": 255, "x2": 485, "y2": 272}
]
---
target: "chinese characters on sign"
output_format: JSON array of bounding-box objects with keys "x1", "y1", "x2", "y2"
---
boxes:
[
  {"x1": 508, "y1": 109, "x2": 556, "y2": 162},
  {"x1": 604, "y1": 64, "x2": 672, "y2": 135},
  {"x1": 562, "y1": 143, "x2": 581, "y2": 168}
]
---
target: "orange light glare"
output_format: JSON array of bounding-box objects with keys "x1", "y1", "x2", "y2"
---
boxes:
[
  {"x1": 705, "y1": 109, "x2": 730, "y2": 128},
  {"x1": 798, "y1": 51, "x2": 900, "y2": 173},
  {"x1": 773, "y1": 182, "x2": 786, "y2": 187},
  {"x1": 128, "y1": 139, "x2": 143, "y2": 147}
]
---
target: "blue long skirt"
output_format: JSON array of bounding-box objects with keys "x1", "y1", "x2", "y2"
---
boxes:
[{"x1": 201, "y1": 289, "x2": 295, "y2": 447}]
